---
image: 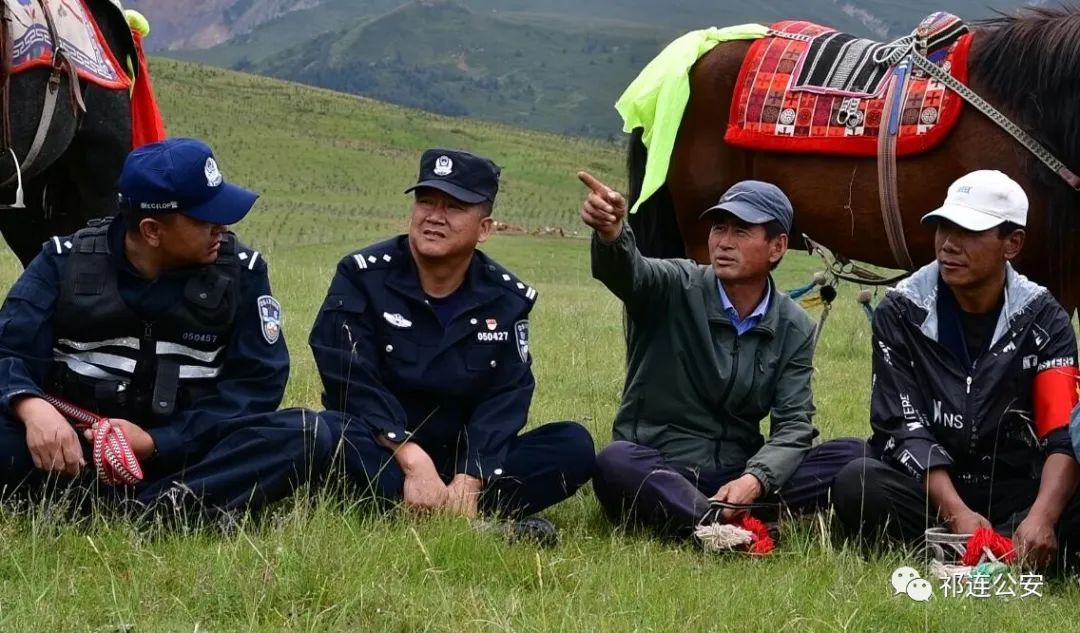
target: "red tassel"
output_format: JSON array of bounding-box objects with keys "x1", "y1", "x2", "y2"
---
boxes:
[
  {"x1": 129, "y1": 31, "x2": 166, "y2": 147},
  {"x1": 738, "y1": 515, "x2": 775, "y2": 556},
  {"x1": 961, "y1": 527, "x2": 1015, "y2": 566}
]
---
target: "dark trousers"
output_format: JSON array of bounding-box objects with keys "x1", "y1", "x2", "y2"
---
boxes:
[
  {"x1": 328, "y1": 415, "x2": 596, "y2": 518},
  {"x1": 832, "y1": 446, "x2": 1080, "y2": 562},
  {"x1": 593, "y1": 438, "x2": 865, "y2": 537},
  {"x1": 0, "y1": 408, "x2": 332, "y2": 520}
]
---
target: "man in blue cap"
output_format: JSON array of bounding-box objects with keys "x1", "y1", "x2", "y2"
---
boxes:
[
  {"x1": 578, "y1": 171, "x2": 861, "y2": 545},
  {"x1": 0, "y1": 137, "x2": 331, "y2": 524},
  {"x1": 310, "y1": 149, "x2": 594, "y2": 544}
]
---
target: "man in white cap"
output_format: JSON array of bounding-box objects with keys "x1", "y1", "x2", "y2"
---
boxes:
[{"x1": 832, "y1": 170, "x2": 1080, "y2": 569}]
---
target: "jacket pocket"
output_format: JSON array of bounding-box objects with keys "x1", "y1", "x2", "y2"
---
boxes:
[
  {"x1": 465, "y1": 344, "x2": 499, "y2": 372},
  {"x1": 382, "y1": 334, "x2": 418, "y2": 364}
]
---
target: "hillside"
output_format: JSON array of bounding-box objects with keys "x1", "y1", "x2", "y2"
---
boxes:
[
  {"x1": 146, "y1": 57, "x2": 623, "y2": 253},
  {"x1": 139, "y1": 0, "x2": 1015, "y2": 51},
  {"x1": 123, "y1": 0, "x2": 325, "y2": 50},
  {"x1": 160, "y1": 0, "x2": 1021, "y2": 137},
  {"x1": 245, "y1": 1, "x2": 664, "y2": 137}
]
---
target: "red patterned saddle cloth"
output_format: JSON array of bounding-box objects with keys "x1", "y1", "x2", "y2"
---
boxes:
[
  {"x1": 7, "y1": 0, "x2": 130, "y2": 90},
  {"x1": 724, "y1": 16, "x2": 972, "y2": 157}
]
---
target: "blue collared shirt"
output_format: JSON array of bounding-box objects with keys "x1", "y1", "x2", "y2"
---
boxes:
[{"x1": 717, "y1": 279, "x2": 770, "y2": 335}]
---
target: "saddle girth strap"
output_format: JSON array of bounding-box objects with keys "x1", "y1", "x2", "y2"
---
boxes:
[{"x1": 877, "y1": 62, "x2": 915, "y2": 270}]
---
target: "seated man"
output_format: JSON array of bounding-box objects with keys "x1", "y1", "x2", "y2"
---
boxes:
[
  {"x1": 310, "y1": 149, "x2": 594, "y2": 544},
  {"x1": 0, "y1": 138, "x2": 331, "y2": 524},
  {"x1": 578, "y1": 171, "x2": 862, "y2": 542},
  {"x1": 832, "y1": 170, "x2": 1080, "y2": 569}
]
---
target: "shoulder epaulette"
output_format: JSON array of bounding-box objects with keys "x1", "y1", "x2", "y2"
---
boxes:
[
  {"x1": 484, "y1": 261, "x2": 537, "y2": 303},
  {"x1": 236, "y1": 241, "x2": 265, "y2": 272},
  {"x1": 48, "y1": 235, "x2": 74, "y2": 255},
  {"x1": 349, "y1": 237, "x2": 405, "y2": 273}
]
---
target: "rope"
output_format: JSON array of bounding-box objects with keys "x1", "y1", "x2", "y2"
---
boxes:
[
  {"x1": 786, "y1": 280, "x2": 817, "y2": 300},
  {"x1": 803, "y1": 234, "x2": 910, "y2": 286},
  {"x1": 872, "y1": 34, "x2": 916, "y2": 65}
]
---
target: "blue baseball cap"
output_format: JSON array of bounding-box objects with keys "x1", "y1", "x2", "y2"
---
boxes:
[
  {"x1": 404, "y1": 148, "x2": 500, "y2": 205},
  {"x1": 119, "y1": 138, "x2": 258, "y2": 225},
  {"x1": 699, "y1": 180, "x2": 794, "y2": 233}
]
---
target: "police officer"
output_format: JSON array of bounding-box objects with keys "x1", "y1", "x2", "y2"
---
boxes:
[
  {"x1": 310, "y1": 149, "x2": 594, "y2": 542},
  {"x1": 0, "y1": 138, "x2": 332, "y2": 523}
]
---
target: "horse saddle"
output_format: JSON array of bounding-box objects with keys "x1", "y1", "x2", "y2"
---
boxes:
[
  {"x1": 4, "y1": 0, "x2": 130, "y2": 89},
  {"x1": 725, "y1": 12, "x2": 972, "y2": 158}
]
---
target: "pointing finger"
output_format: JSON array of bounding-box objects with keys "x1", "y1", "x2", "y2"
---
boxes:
[{"x1": 577, "y1": 171, "x2": 610, "y2": 195}]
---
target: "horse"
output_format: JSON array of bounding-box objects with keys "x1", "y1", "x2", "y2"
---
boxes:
[
  {"x1": 0, "y1": 0, "x2": 136, "y2": 267},
  {"x1": 626, "y1": 7, "x2": 1080, "y2": 315}
]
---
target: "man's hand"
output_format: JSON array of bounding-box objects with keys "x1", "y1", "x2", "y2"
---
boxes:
[
  {"x1": 578, "y1": 171, "x2": 627, "y2": 242},
  {"x1": 945, "y1": 508, "x2": 992, "y2": 536},
  {"x1": 15, "y1": 396, "x2": 85, "y2": 477},
  {"x1": 927, "y1": 468, "x2": 989, "y2": 535},
  {"x1": 388, "y1": 440, "x2": 448, "y2": 512},
  {"x1": 1014, "y1": 512, "x2": 1058, "y2": 569},
  {"x1": 445, "y1": 474, "x2": 483, "y2": 518},
  {"x1": 83, "y1": 419, "x2": 155, "y2": 461},
  {"x1": 710, "y1": 473, "x2": 764, "y2": 521}
]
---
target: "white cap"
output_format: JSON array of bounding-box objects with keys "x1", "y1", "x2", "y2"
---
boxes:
[{"x1": 921, "y1": 170, "x2": 1028, "y2": 231}]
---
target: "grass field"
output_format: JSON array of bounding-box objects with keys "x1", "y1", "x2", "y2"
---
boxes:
[{"x1": 0, "y1": 60, "x2": 1076, "y2": 630}]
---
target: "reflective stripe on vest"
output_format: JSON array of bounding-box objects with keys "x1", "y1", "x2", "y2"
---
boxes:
[{"x1": 155, "y1": 341, "x2": 225, "y2": 364}]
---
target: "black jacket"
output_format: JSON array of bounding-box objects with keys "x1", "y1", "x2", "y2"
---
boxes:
[
  {"x1": 309, "y1": 235, "x2": 537, "y2": 481},
  {"x1": 869, "y1": 262, "x2": 1078, "y2": 483},
  {"x1": 0, "y1": 218, "x2": 290, "y2": 473}
]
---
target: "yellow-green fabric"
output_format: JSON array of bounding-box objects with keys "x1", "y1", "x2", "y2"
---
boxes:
[{"x1": 615, "y1": 24, "x2": 768, "y2": 214}]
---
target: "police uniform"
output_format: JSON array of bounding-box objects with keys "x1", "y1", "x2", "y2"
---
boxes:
[
  {"x1": 310, "y1": 149, "x2": 594, "y2": 518},
  {"x1": 0, "y1": 139, "x2": 331, "y2": 520}
]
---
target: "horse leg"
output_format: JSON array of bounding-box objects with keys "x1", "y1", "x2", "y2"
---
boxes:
[{"x1": 0, "y1": 179, "x2": 53, "y2": 266}]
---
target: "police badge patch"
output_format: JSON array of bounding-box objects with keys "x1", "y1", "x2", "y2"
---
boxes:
[
  {"x1": 514, "y1": 320, "x2": 529, "y2": 363},
  {"x1": 258, "y1": 295, "x2": 282, "y2": 344}
]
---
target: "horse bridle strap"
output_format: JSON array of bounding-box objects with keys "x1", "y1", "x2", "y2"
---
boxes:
[{"x1": 906, "y1": 50, "x2": 1080, "y2": 190}]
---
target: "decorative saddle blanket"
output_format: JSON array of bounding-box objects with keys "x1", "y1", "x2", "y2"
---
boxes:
[
  {"x1": 7, "y1": 0, "x2": 130, "y2": 90},
  {"x1": 724, "y1": 13, "x2": 972, "y2": 157}
]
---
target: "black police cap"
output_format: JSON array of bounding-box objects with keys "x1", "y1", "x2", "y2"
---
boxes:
[{"x1": 404, "y1": 149, "x2": 500, "y2": 205}]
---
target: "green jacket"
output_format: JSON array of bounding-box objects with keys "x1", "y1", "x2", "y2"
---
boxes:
[{"x1": 592, "y1": 225, "x2": 819, "y2": 494}]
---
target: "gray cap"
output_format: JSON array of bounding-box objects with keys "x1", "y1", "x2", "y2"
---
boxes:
[{"x1": 699, "y1": 180, "x2": 793, "y2": 233}]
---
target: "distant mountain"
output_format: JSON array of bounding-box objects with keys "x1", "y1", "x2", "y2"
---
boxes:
[
  {"x1": 157, "y1": 0, "x2": 1035, "y2": 136},
  {"x1": 124, "y1": 0, "x2": 329, "y2": 50},
  {"x1": 242, "y1": 1, "x2": 665, "y2": 138}
]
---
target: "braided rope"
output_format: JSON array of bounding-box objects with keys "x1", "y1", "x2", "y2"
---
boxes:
[{"x1": 42, "y1": 395, "x2": 144, "y2": 486}]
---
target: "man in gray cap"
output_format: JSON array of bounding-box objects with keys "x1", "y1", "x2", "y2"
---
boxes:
[{"x1": 578, "y1": 171, "x2": 861, "y2": 545}]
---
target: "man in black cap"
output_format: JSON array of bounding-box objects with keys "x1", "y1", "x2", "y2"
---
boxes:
[
  {"x1": 0, "y1": 137, "x2": 331, "y2": 524},
  {"x1": 311, "y1": 149, "x2": 594, "y2": 543},
  {"x1": 578, "y1": 171, "x2": 861, "y2": 545}
]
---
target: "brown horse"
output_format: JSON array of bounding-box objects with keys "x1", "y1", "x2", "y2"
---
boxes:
[{"x1": 626, "y1": 7, "x2": 1080, "y2": 314}]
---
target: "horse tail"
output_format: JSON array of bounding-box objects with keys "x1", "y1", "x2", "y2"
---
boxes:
[{"x1": 625, "y1": 128, "x2": 685, "y2": 259}]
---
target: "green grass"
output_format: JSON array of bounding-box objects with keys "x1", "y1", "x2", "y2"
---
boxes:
[{"x1": 0, "y1": 60, "x2": 1075, "y2": 630}]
